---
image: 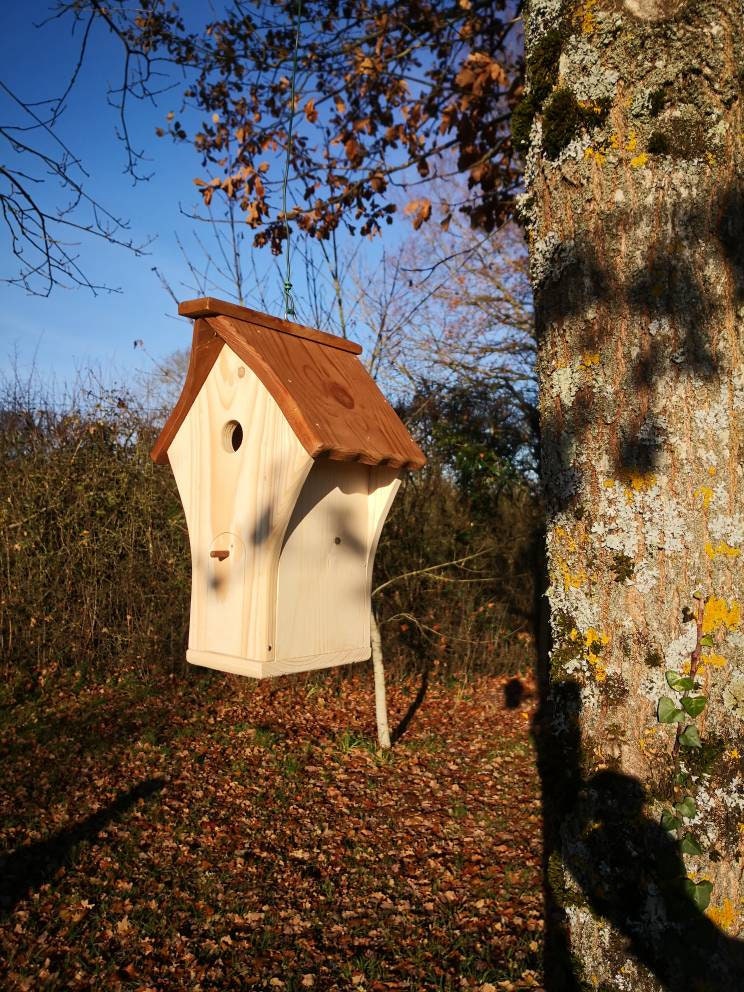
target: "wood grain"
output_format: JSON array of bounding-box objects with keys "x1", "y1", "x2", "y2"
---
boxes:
[
  {"x1": 167, "y1": 346, "x2": 314, "y2": 665},
  {"x1": 365, "y1": 466, "x2": 403, "y2": 603},
  {"x1": 178, "y1": 296, "x2": 363, "y2": 355},
  {"x1": 275, "y1": 460, "x2": 371, "y2": 661},
  {"x1": 151, "y1": 319, "x2": 223, "y2": 465},
  {"x1": 186, "y1": 646, "x2": 370, "y2": 678},
  {"x1": 208, "y1": 314, "x2": 427, "y2": 469}
]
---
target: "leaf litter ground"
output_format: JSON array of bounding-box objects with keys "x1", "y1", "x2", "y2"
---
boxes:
[{"x1": 0, "y1": 669, "x2": 543, "y2": 991}]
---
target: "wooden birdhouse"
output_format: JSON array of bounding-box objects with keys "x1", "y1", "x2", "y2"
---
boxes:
[{"x1": 151, "y1": 298, "x2": 425, "y2": 678}]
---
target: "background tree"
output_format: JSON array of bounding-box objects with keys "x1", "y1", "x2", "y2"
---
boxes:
[
  {"x1": 56, "y1": 0, "x2": 523, "y2": 253},
  {"x1": 0, "y1": 74, "x2": 149, "y2": 295},
  {"x1": 522, "y1": 0, "x2": 744, "y2": 987}
]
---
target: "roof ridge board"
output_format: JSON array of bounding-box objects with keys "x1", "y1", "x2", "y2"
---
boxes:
[{"x1": 178, "y1": 297, "x2": 362, "y2": 355}]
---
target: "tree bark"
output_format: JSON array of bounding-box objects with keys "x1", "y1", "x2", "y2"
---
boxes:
[
  {"x1": 371, "y1": 609, "x2": 391, "y2": 750},
  {"x1": 523, "y1": 1, "x2": 744, "y2": 987}
]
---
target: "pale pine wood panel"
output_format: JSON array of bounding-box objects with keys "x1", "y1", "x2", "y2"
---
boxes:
[
  {"x1": 275, "y1": 460, "x2": 371, "y2": 660},
  {"x1": 151, "y1": 319, "x2": 223, "y2": 465},
  {"x1": 187, "y1": 646, "x2": 370, "y2": 678},
  {"x1": 202, "y1": 531, "x2": 246, "y2": 659},
  {"x1": 207, "y1": 315, "x2": 426, "y2": 469},
  {"x1": 366, "y1": 467, "x2": 403, "y2": 606},
  {"x1": 168, "y1": 346, "x2": 313, "y2": 664}
]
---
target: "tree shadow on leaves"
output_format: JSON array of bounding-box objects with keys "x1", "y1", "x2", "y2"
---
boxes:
[
  {"x1": 504, "y1": 676, "x2": 527, "y2": 709},
  {"x1": 391, "y1": 662, "x2": 430, "y2": 744},
  {"x1": 0, "y1": 778, "x2": 165, "y2": 919}
]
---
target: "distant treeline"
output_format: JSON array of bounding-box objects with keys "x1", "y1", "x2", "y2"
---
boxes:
[{"x1": 0, "y1": 376, "x2": 539, "y2": 696}]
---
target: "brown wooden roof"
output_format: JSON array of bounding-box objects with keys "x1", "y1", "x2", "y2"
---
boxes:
[{"x1": 150, "y1": 298, "x2": 426, "y2": 471}]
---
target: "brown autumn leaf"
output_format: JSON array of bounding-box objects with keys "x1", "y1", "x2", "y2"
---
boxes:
[
  {"x1": 404, "y1": 197, "x2": 432, "y2": 230},
  {"x1": 344, "y1": 136, "x2": 363, "y2": 165}
]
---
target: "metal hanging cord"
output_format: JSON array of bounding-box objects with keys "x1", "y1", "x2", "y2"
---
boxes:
[{"x1": 281, "y1": 0, "x2": 303, "y2": 320}]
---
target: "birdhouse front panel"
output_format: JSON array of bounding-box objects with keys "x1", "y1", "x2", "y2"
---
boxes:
[
  {"x1": 151, "y1": 298, "x2": 425, "y2": 679},
  {"x1": 167, "y1": 343, "x2": 314, "y2": 676}
]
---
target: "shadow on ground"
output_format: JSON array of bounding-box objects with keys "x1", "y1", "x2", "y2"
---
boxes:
[{"x1": 0, "y1": 778, "x2": 165, "y2": 919}]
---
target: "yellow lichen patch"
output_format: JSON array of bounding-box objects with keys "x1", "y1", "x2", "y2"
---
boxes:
[
  {"x1": 616, "y1": 468, "x2": 657, "y2": 502},
  {"x1": 609, "y1": 130, "x2": 642, "y2": 159},
  {"x1": 705, "y1": 541, "x2": 740, "y2": 560},
  {"x1": 623, "y1": 470, "x2": 656, "y2": 492},
  {"x1": 553, "y1": 527, "x2": 588, "y2": 590},
  {"x1": 638, "y1": 725, "x2": 658, "y2": 754},
  {"x1": 584, "y1": 146, "x2": 606, "y2": 166},
  {"x1": 554, "y1": 526, "x2": 580, "y2": 552},
  {"x1": 580, "y1": 0, "x2": 599, "y2": 34},
  {"x1": 560, "y1": 563, "x2": 587, "y2": 590},
  {"x1": 694, "y1": 485, "x2": 715, "y2": 510},
  {"x1": 700, "y1": 654, "x2": 728, "y2": 669},
  {"x1": 585, "y1": 627, "x2": 609, "y2": 682},
  {"x1": 726, "y1": 747, "x2": 740, "y2": 760},
  {"x1": 554, "y1": 529, "x2": 588, "y2": 589},
  {"x1": 569, "y1": 626, "x2": 609, "y2": 681},
  {"x1": 707, "y1": 899, "x2": 738, "y2": 934},
  {"x1": 708, "y1": 466, "x2": 717, "y2": 477},
  {"x1": 702, "y1": 598, "x2": 741, "y2": 635},
  {"x1": 580, "y1": 352, "x2": 601, "y2": 367}
]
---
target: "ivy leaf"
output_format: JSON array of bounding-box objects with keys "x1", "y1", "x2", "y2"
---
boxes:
[
  {"x1": 661, "y1": 810, "x2": 682, "y2": 832},
  {"x1": 665, "y1": 672, "x2": 695, "y2": 692},
  {"x1": 684, "y1": 878, "x2": 713, "y2": 911},
  {"x1": 679, "y1": 725, "x2": 702, "y2": 748},
  {"x1": 681, "y1": 695, "x2": 707, "y2": 718},
  {"x1": 675, "y1": 796, "x2": 697, "y2": 819},
  {"x1": 657, "y1": 697, "x2": 685, "y2": 724},
  {"x1": 680, "y1": 834, "x2": 703, "y2": 856}
]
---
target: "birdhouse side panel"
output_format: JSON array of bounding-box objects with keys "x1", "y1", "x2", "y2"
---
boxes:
[
  {"x1": 167, "y1": 345, "x2": 313, "y2": 671},
  {"x1": 275, "y1": 460, "x2": 372, "y2": 664},
  {"x1": 365, "y1": 466, "x2": 403, "y2": 604}
]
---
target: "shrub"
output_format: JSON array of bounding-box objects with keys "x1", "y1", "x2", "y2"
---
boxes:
[{"x1": 0, "y1": 374, "x2": 539, "y2": 692}]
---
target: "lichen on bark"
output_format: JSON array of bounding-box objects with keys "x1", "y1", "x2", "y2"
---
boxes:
[{"x1": 524, "y1": 0, "x2": 744, "y2": 986}]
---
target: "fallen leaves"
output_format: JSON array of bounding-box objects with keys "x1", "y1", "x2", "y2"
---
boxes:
[{"x1": 0, "y1": 669, "x2": 543, "y2": 990}]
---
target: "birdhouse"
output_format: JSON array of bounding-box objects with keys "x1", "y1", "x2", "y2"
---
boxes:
[{"x1": 151, "y1": 298, "x2": 425, "y2": 678}]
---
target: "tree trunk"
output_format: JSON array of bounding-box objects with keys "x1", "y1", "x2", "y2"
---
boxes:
[
  {"x1": 371, "y1": 609, "x2": 391, "y2": 749},
  {"x1": 523, "y1": 2, "x2": 744, "y2": 987}
]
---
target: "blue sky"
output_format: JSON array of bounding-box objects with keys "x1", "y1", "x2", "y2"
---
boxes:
[
  {"x1": 0, "y1": 2, "x2": 377, "y2": 393},
  {"x1": 1, "y1": 3, "x2": 201, "y2": 388}
]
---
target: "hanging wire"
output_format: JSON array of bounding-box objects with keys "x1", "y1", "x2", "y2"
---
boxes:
[{"x1": 281, "y1": 0, "x2": 303, "y2": 320}]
